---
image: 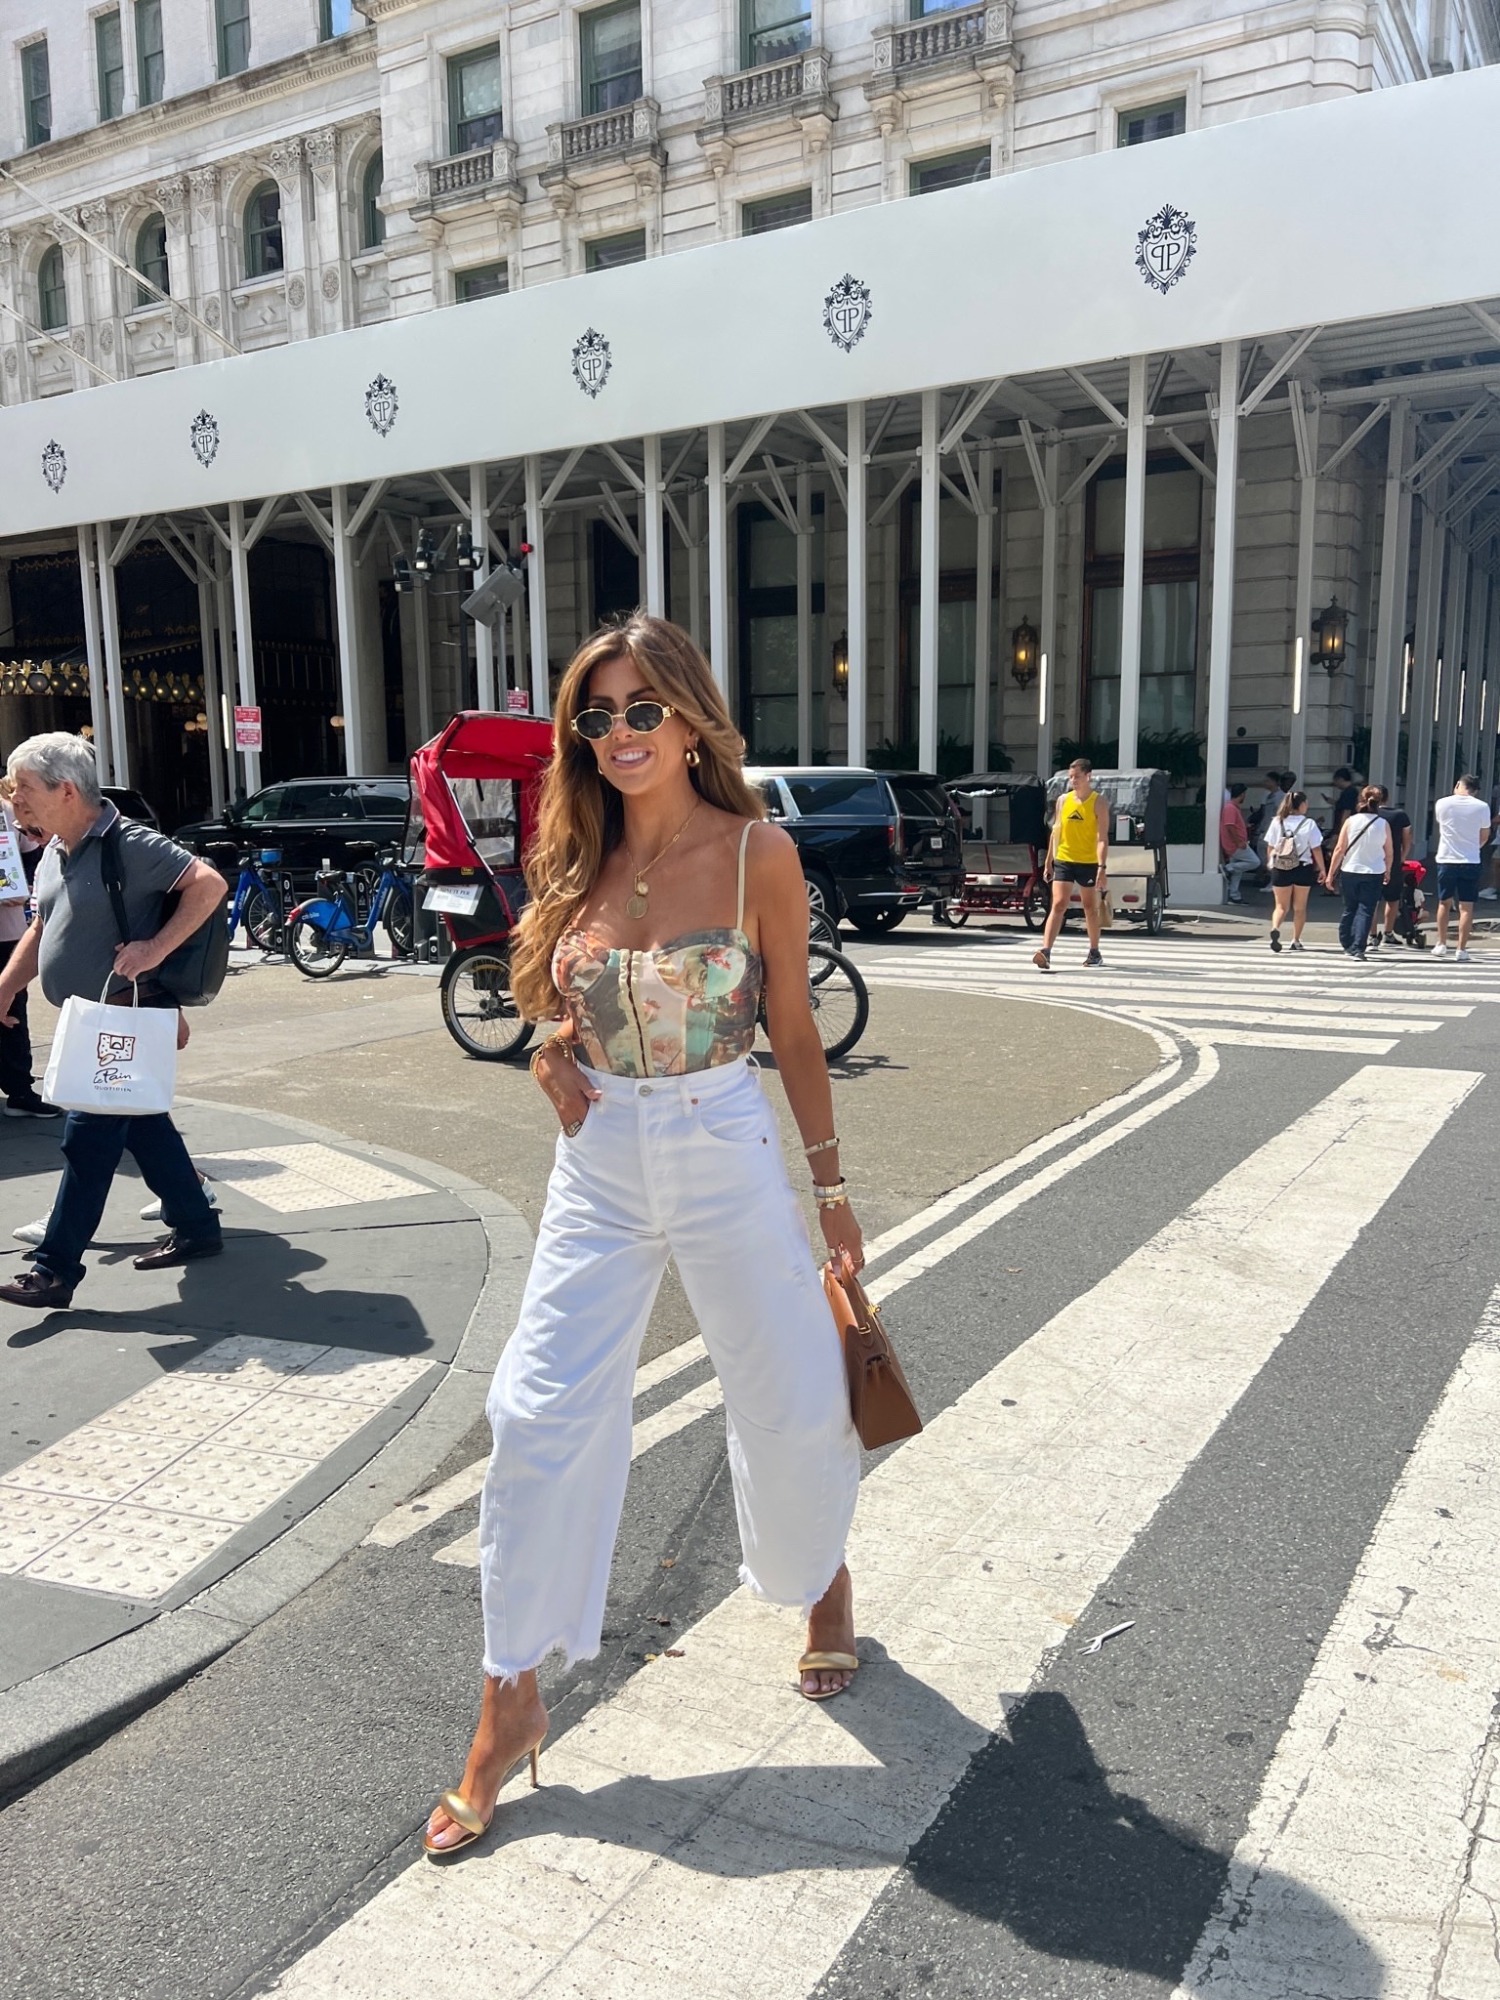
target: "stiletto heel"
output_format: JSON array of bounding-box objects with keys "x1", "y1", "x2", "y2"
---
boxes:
[{"x1": 423, "y1": 1734, "x2": 546, "y2": 1857}]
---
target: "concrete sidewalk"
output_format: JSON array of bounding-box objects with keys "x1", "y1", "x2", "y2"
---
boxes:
[{"x1": 0, "y1": 1095, "x2": 531, "y2": 1793}]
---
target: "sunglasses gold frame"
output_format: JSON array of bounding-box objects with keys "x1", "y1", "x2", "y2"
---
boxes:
[{"x1": 571, "y1": 700, "x2": 678, "y2": 742}]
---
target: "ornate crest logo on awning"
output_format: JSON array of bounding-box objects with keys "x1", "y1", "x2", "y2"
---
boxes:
[
  {"x1": 190, "y1": 409, "x2": 220, "y2": 467},
  {"x1": 40, "y1": 440, "x2": 66, "y2": 494},
  {"x1": 823, "y1": 274, "x2": 872, "y2": 353},
  {"x1": 365, "y1": 374, "x2": 399, "y2": 438},
  {"x1": 1134, "y1": 205, "x2": 1197, "y2": 294},
  {"x1": 571, "y1": 328, "x2": 612, "y2": 399}
]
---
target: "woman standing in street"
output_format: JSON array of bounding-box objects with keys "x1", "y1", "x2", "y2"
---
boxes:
[
  {"x1": 1325, "y1": 785, "x2": 1393, "y2": 963},
  {"x1": 1033, "y1": 757, "x2": 1109, "y2": 972},
  {"x1": 1264, "y1": 790, "x2": 1326, "y2": 953},
  {"x1": 424, "y1": 615, "x2": 864, "y2": 1856}
]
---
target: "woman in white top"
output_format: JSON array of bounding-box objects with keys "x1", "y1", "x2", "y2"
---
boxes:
[
  {"x1": 1263, "y1": 790, "x2": 1326, "y2": 953},
  {"x1": 1325, "y1": 784, "x2": 1394, "y2": 964}
]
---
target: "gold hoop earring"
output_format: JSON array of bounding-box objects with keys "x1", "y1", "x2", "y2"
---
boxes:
[{"x1": 685, "y1": 745, "x2": 701, "y2": 768}]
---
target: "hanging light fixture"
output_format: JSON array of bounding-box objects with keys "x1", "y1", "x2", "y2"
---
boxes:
[
  {"x1": 26, "y1": 662, "x2": 51, "y2": 695},
  {"x1": 1312, "y1": 597, "x2": 1349, "y2": 675},
  {"x1": 330, "y1": 713, "x2": 345, "y2": 732},
  {"x1": 412, "y1": 530, "x2": 437, "y2": 575},
  {"x1": 831, "y1": 629, "x2": 849, "y2": 697},
  {"x1": 1010, "y1": 618, "x2": 1039, "y2": 689},
  {"x1": 392, "y1": 553, "x2": 414, "y2": 594}
]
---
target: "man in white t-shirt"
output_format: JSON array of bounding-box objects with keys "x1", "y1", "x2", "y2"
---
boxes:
[{"x1": 1432, "y1": 774, "x2": 1493, "y2": 961}]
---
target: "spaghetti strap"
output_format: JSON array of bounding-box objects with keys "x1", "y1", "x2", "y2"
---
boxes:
[{"x1": 736, "y1": 821, "x2": 754, "y2": 931}]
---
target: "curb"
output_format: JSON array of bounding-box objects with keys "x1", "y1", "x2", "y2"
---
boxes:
[{"x1": 0, "y1": 1099, "x2": 532, "y2": 1798}]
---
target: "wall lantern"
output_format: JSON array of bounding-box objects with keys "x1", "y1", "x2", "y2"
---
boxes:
[
  {"x1": 392, "y1": 553, "x2": 414, "y2": 594},
  {"x1": 412, "y1": 530, "x2": 436, "y2": 575},
  {"x1": 831, "y1": 629, "x2": 849, "y2": 697},
  {"x1": 330, "y1": 713, "x2": 346, "y2": 732},
  {"x1": 1312, "y1": 597, "x2": 1349, "y2": 675},
  {"x1": 1010, "y1": 617, "x2": 1039, "y2": 689}
]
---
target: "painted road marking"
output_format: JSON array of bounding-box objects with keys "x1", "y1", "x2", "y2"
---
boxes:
[
  {"x1": 266, "y1": 1065, "x2": 1473, "y2": 2000},
  {"x1": 195, "y1": 1143, "x2": 431, "y2": 1213},
  {"x1": 1174, "y1": 1286, "x2": 1500, "y2": 1998},
  {"x1": 366, "y1": 1338, "x2": 715, "y2": 1551},
  {"x1": 0, "y1": 1337, "x2": 434, "y2": 1599}
]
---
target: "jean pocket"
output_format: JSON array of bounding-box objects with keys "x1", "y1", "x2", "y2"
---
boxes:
[{"x1": 695, "y1": 1098, "x2": 771, "y2": 1148}]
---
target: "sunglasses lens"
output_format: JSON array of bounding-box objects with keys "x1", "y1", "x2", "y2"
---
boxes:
[
  {"x1": 574, "y1": 708, "x2": 613, "y2": 740},
  {"x1": 624, "y1": 702, "x2": 668, "y2": 733}
]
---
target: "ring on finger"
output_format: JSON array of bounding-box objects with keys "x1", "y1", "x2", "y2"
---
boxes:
[{"x1": 563, "y1": 1119, "x2": 583, "y2": 1137}]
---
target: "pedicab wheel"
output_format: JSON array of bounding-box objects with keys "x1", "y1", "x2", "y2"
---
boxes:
[
  {"x1": 807, "y1": 943, "x2": 869, "y2": 1064},
  {"x1": 1144, "y1": 876, "x2": 1166, "y2": 936},
  {"x1": 808, "y1": 908, "x2": 840, "y2": 959},
  {"x1": 288, "y1": 918, "x2": 349, "y2": 978},
  {"x1": 1022, "y1": 881, "x2": 1050, "y2": 930},
  {"x1": 440, "y1": 945, "x2": 535, "y2": 1062}
]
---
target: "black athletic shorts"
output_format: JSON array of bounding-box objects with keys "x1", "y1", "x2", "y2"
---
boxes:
[
  {"x1": 1271, "y1": 863, "x2": 1317, "y2": 889},
  {"x1": 1053, "y1": 861, "x2": 1099, "y2": 888}
]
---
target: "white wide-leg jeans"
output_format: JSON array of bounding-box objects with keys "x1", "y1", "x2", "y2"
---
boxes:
[{"x1": 477, "y1": 1055, "x2": 860, "y2": 1681}]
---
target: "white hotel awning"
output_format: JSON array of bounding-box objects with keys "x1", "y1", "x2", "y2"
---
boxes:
[{"x1": 1, "y1": 63, "x2": 1498, "y2": 539}]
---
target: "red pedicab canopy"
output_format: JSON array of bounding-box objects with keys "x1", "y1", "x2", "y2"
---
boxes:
[{"x1": 407, "y1": 711, "x2": 554, "y2": 873}]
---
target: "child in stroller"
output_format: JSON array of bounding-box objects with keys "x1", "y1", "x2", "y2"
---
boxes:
[{"x1": 1383, "y1": 858, "x2": 1428, "y2": 949}]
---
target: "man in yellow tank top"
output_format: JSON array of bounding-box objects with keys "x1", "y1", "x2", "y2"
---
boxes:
[{"x1": 1034, "y1": 756, "x2": 1109, "y2": 972}]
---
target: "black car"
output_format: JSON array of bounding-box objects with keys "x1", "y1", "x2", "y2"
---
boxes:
[
  {"x1": 175, "y1": 775, "x2": 411, "y2": 881},
  {"x1": 747, "y1": 767, "x2": 963, "y2": 933},
  {"x1": 102, "y1": 786, "x2": 161, "y2": 830}
]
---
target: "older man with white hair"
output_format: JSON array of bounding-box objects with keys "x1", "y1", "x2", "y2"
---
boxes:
[{"x1": 0, "y1": 734, "x2": 226, "y2": 1310}]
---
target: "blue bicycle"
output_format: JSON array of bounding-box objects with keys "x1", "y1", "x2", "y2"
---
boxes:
[
  {"x1": 226, "y1": 847, "x2": 289, "y2": 952},
  {"x1": 285, "y1": 846, "x2": 415, "y2": 978}
]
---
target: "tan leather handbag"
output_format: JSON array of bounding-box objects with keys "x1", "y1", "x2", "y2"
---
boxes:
[{"x1": 822, "y1": 1254, "x2": 923, "y2": 1450}]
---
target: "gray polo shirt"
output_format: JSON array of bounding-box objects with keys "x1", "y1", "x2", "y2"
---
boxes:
[{"x1": 35, "y1": 803, "x2": 196, "y2": 1006}]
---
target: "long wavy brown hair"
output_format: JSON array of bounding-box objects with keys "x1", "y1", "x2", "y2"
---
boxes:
[{"x1": 510, "y1": 615, "x2": 765, "y2": 1019}]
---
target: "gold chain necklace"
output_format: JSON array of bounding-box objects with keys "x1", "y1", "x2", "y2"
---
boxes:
[{"x1": 623, "y1": 801, "x2": 702, "y2": 920}]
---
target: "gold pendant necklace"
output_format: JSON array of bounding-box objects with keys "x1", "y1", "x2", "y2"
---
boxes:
[{"x1": 624, "y1": 801, "x2": 701, "y2": 921}]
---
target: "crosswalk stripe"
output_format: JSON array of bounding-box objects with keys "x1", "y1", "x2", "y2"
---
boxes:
[
  {"x1": 266, "y1": 1064, "x2": 1475, "y2": 2000},
  {"x1": 1174, "y1": 1286, "x2": 1500, "y2": 1998}
]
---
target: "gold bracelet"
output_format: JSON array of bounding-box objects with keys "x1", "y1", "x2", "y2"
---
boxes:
[
  {"x1": 529, "y1": 1032, "x2": 574, "y2": 1083},
  {"x1": 815, "y1": 1191, "x2": 850, "y2": 1210}
]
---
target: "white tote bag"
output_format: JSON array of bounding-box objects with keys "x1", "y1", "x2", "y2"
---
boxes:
[{"x1": 42, "y1": 981, "x2": 178, "y2": 1116}]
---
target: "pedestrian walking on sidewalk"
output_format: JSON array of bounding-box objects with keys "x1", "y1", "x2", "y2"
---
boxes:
[
  {"x1": 1372, "y1": 785, "x2": 1413, "y2": 949},
  {"x1": 0, "y1": 735, "x2": 226, "y2": 1310},
  {"x1": 1325, "y1": 785, "x2": 1393, "y2": 964},
  {"x1": 0, "y1": 781, "x2": 57, "y2": 1119},
  {"x1": 1033, "y1": 757, "x2": 1109, "y2": 973},
  {"x1": 1264, "y1": 790, "x2": 1326, "y2": 953},
  {"x1": 424, "y1": 616, "x2": 863, "y2": 1857},
  {"x1": 1431, "y1": 774, "x2": 1493, "y2": 961},
  {"x1": 1220, "y1": 784, "x2": 1261, "y2": 903}
]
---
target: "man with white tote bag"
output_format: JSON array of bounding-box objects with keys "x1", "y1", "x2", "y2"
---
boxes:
[{"x1": 0, "y1": 736, "x2": 226, "y2": 1310}]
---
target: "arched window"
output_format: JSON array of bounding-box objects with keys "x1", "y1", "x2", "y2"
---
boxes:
[
  {"x1": 243, "y1": 180, "x2": 284, "y2": 280},
  {"x1": 361, "y1": 151, "x2": 386, "y2": 250},
  {"x1": 38, "y1": 244, "x2": 67, "y2": 331},
  {"x1": 134, "y1": 213, "x2": 170, "y2": 308}
]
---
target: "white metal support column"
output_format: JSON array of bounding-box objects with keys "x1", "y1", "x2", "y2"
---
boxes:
[
  {"x1": 411, "y1": 568, "x2": 434, "y2": 745},
  {"x1": 643, "y1": 434, "x2": 665, "y2": 616},
  {"x1": 211, "y1": 540, "x2": 236, "y2": 797},
  {"x1": 687, "y1": 490, "x2": 704, "y2": 648},
  {"x1": 1037, "y1": 441, "x2": 1060, "y2": 779},
  {"x1": 227, "y1": 498, "x2": 261, "y2": 795},
  {"x1": 524, "y1": 455, "x2": 550, "y2": 715},
  {"x1": 1202, "y1": 342, "x2": 1241, "y2": 894},
  {"x1": 1461, "y1": 567, "x2": 1487, "y2": 774},
  {"x1": 330, "y1": 485, "x2": 365, "y2": 775},
  {"x1": 1407, "y1": 487, "x2": 1446, "y2": 846},
  {"x1": 1437, "y1": 532, "x2": 1469, "y2": 797},
  {"x1": 971, "y1": 443, "x2": 995, "y2": 775},
  {"x1": 1368, "y1": 401, "x2": 1411, "y2": 791},
  {"x1": 469, "y1": 464, "x2": 495, "y2": 710},
  {"x1": 796, "y1": 469, "x2": 813, "y2": 765},
  {"x1": 76, "y1": 524, "x2": 112, "y2": 784},
  {"x1": 1482, "y1": 576, "x2": 1500, "y2": 809},
  {"x1": 918, "y1": 388, "x2": 940, "y2": 774},
  {"x1": 845, "y1": 400, "x2": 868, "y2": 767},
  {"x1": 1117, "y1": 353, "x2": 1149, "y2": 768},
  {"x1": 707, "y1": 424, "x2": 729, "y2": 698},
  {"x1": 95, "y1": 524, "x2": 131, "y2": 789},
  {"x1": 192, "y1": 529, "x2": 226, "y2": 814},
  {"x1": 1289, "y1": 395, "x2": 1321, "y2": 783}
]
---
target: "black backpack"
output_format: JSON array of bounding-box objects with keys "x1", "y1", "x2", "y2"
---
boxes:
[{"x1": 100, "y1": 823, "x2": 229, "y2": 1008}]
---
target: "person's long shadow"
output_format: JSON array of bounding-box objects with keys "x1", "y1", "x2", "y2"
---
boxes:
[
  {"x1": 5, "y1": 1228, "x2": 433, "y2": 1360},
  {"x1": 462, "y1": 1661, "x2": 1380, "y2": 1989}
]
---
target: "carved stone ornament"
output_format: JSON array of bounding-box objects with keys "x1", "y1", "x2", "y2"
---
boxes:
[
  {"x1": 79, "y1": 201, "x2": 108, "y2": 235},
  {"x1": 155, "y1": 175, "x2": 188, "y2": 221},
  {"x1": 288, "y1": 275, "x2": 306, "y2": 308},
  {"x1": 822, "y1": 272, "x2": 872, "y2": 352},
  {"x1": 306, "y1": 129, "x2": 337, "y2": 179},
  {"x1": 365, "y1": 373, "x2": 398, "y2": 438},
  {"x1": 4, "y1": 351, "x2": 16, "y2": 378},
  {"x1": 268, "y1": 138, "x2": 303, "y2": 186},
  {"x1": 174, "y1": 308, "x2": 189, "y2": 335},
  {"x1": 571, "y1": 327, "x2": 612, "y2": 399},
  {"x1": 98, "y1": 324, "x2": 114, "y2": 353},
  {"x1": 41, "y1": 440, "x2": 67, "y2": 494},
  {"x1": 190, "y1": 409, "x2": 220, "y2": 467},
  {"x1": 321, "y1": 268, "x2": 340, "y2": 300},
  {"x1": 189, "y1": 165, "x2": 218, "y2": 213},
  {"x1": 1134, "y1": 203, "x2": 1197, "y2": 294},
  {"x1": 204, "y1": 296, "x2": 221, "y2": 328}
]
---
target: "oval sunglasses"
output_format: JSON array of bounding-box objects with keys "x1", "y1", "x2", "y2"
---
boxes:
[{"x1": 571, "y1": 700, "x2": 678, "y2": 742}]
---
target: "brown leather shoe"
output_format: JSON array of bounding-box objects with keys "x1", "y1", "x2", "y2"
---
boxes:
[
  {"x1": 0, "y1": 1268, "x2": 75, "y2": 1309},
  {"x1": 133, "y1": 1234, "x2": 224, "y2": 1272}
]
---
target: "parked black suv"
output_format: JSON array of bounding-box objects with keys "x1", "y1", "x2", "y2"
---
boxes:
[
  {"x1": 175, "y1": 776, "x2": 411, "y2": 881},
  {"x1": 747, "y1": 767, "x2": 962, "y2": 933}
]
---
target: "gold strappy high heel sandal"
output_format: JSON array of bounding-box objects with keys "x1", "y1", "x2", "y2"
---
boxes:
[
  {"x1": 797, "y1": 1651, "x2": 859, "y2": 1701},
  {"x1": 423, "y1": 1741, "x2": 544, "y2": 1857}
]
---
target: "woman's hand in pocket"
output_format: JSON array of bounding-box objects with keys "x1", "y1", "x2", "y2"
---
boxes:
[{"x1": 534, "y1": 1043, "x2": 601, "y2": 1134}]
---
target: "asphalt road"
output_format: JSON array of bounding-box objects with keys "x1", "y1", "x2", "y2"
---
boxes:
[{"x1": 0, "y1": 918, "x2": 1494, "y2": 1999}]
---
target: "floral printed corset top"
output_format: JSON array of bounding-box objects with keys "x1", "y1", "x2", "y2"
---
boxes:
[{"x1": 552, "y1": 927, "x2": 762, "y2": 1077}]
